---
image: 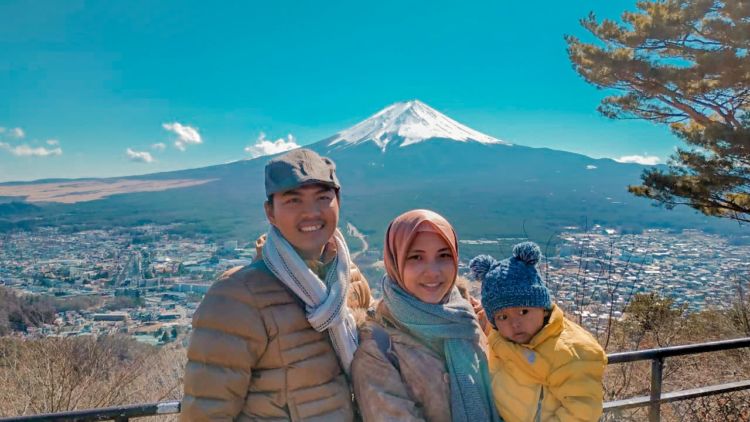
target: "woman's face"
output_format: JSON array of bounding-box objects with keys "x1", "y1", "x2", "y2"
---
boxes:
[{"x1": 401, "y1": 231, "x2": 456, "y2": 304}]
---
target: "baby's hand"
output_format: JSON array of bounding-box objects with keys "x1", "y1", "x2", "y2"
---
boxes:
[{"x1": 470, "y1": 296, "x2": 491, "y2": 334}]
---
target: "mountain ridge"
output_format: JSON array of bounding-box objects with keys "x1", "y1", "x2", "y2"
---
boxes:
[{"x1": 0, "y1": 100, "x2": 741, "y2": 251}]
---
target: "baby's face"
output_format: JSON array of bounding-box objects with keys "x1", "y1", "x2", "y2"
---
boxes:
[{"x1": 494, "y1": 307, "x2": 546, "y2": 345}]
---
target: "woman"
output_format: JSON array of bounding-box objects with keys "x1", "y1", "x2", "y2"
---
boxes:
[{"x1": 352, "y1": 209, "x2": 501, "y2": 422}]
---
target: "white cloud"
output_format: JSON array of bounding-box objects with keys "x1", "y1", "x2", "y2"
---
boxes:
[
  {"x1": 244, "y1": 132, "x2": 300, "y2": 158},
  {"x1": 10, "y1": 127, "x2": 25, "y2": 139},
  {"x1": 151, "y1": 142, "x2": 166, "y2": 152},
  {"x1": 126, "y1": 148, "x2": 155, "y2": 163},
  {"x1": 615, "y1": 154, "x2": 661, "y2": 165},
  {"x1": 0, "y1": 142, "x2": 62, "y2": 157},
  {"x1": 162, "y1": 122, "x2": 202, "y2": 151},
  {"x1": 46, "y1": 139, "x2": 60, "y2": 146},
  {"x1": 586, "y1": 165, "x2": 597, "y2": 170}
]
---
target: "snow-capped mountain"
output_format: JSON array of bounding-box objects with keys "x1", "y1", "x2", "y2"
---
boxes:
[
  {"x1": 4, "y1": 98, "x2": 738, "y2": 261},
  {"x1": 326, "y1": 100, "x2": 509, "y2": 152}
]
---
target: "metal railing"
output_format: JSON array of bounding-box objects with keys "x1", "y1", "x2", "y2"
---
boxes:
[
  {"x1": 0, "y1": 402, "x2": 181, "y2": 422},
  {"x1": 603, "y1": 337, "x2": 750, "y2": 421},
  {"x1": 1, "y1": 337, "x2": 749, "y2": 422}
]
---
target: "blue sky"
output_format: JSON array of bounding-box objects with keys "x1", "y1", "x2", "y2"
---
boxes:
[{"x1": 0, "y1": 0, "x2": 677, "y2": 182}]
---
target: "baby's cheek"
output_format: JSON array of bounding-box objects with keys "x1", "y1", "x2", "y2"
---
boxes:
[
  {"x1": 496, "y1": 321, "x2": 514, "y2": 339},
  {"x1": 527, "y1": 320, "x2": 546, "y2": 338}
]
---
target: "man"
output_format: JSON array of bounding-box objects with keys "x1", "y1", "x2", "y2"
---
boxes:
[{"x1": 182, "y1": 148, "x2": 371, "y2": 421}]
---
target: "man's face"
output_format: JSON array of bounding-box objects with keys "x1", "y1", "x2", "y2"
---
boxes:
[{"x1": 264, "y1": 184, "x2": 339, "y2": 260}]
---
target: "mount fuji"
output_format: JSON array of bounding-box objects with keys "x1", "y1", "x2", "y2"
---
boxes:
[
  {"x1": 0, "y1": 100, "x2": 740, "y2": 261},
  {"x1": 324, "y1": 100, "x2": 508, "y2": 152}
]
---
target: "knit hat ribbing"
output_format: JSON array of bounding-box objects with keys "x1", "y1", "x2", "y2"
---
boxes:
[{"x1": 469, "y1": 241, "x2": 551, "y2": 329}]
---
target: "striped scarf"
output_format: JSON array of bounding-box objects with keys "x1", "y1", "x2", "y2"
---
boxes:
[
  {"x1": 263, "y1": 226, "x2": 358, "y2": 375},
  {"x1": 383, "y1": 276, "x2": 503, "y2": 422}
]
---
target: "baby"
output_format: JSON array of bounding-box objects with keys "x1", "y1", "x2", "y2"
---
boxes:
[{"x1": 470, "y1": 242, "x2": 607, "y2": 422}]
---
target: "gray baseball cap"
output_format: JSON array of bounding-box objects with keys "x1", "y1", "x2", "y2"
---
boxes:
[{"x1": 264, "y1": 148, "x2": 341, "y2": 197}]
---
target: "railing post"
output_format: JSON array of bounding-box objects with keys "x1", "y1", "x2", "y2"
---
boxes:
[{"x1": 649, "y1": 357, "x2": 663, "y2": 422}]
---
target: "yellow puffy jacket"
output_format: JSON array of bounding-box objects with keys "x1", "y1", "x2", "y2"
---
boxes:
[{"x1": 487, "y1": 304, "x2": 607, "y2": 422}]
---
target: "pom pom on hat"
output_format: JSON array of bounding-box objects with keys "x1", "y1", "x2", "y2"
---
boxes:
[
  {"x1": 469, "y1": 255, "x2": 498, "y2": 281},
  {"x1": 512, "y1": 241, "x2": 541, "y2": 265}
]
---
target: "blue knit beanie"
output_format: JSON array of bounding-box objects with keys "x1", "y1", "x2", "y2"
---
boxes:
[{"x1": 469, "y1": 241, "x2": 552, "y2": 329}]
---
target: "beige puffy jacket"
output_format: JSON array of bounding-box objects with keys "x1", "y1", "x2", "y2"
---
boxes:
[
  {"x1": 351, "y1": 277, "x2": 485, "y2": 422},
  {"x1": 182, "y1": 258, "x2": 371, "y2": 421},
  {"x1": 352, "y1": 301, "x2": 453, "y2": 422}
]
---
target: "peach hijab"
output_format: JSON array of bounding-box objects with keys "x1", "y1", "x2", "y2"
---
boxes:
[
  {"x1": 380, "y1": 210, "x2": 502, "y2": 422},
  {"x1": 383, "y1": 209, "x2": 459, "y2": 291}
]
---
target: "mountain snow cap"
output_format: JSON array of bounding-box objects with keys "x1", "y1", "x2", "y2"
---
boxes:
[{"x1": 327, "y1": 100, "x2": 509, "y2": 152}]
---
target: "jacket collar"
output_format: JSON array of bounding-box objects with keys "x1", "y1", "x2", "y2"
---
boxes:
[
  {"x1": 487, "y1": 304, "x2": 565, "y2": 383},
  {"x1": 527, "y1": 304, "x2": 564, "y2": 348},
  {"x1": 303, "y1": 239, "x2": 338, "y2": 279}
]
